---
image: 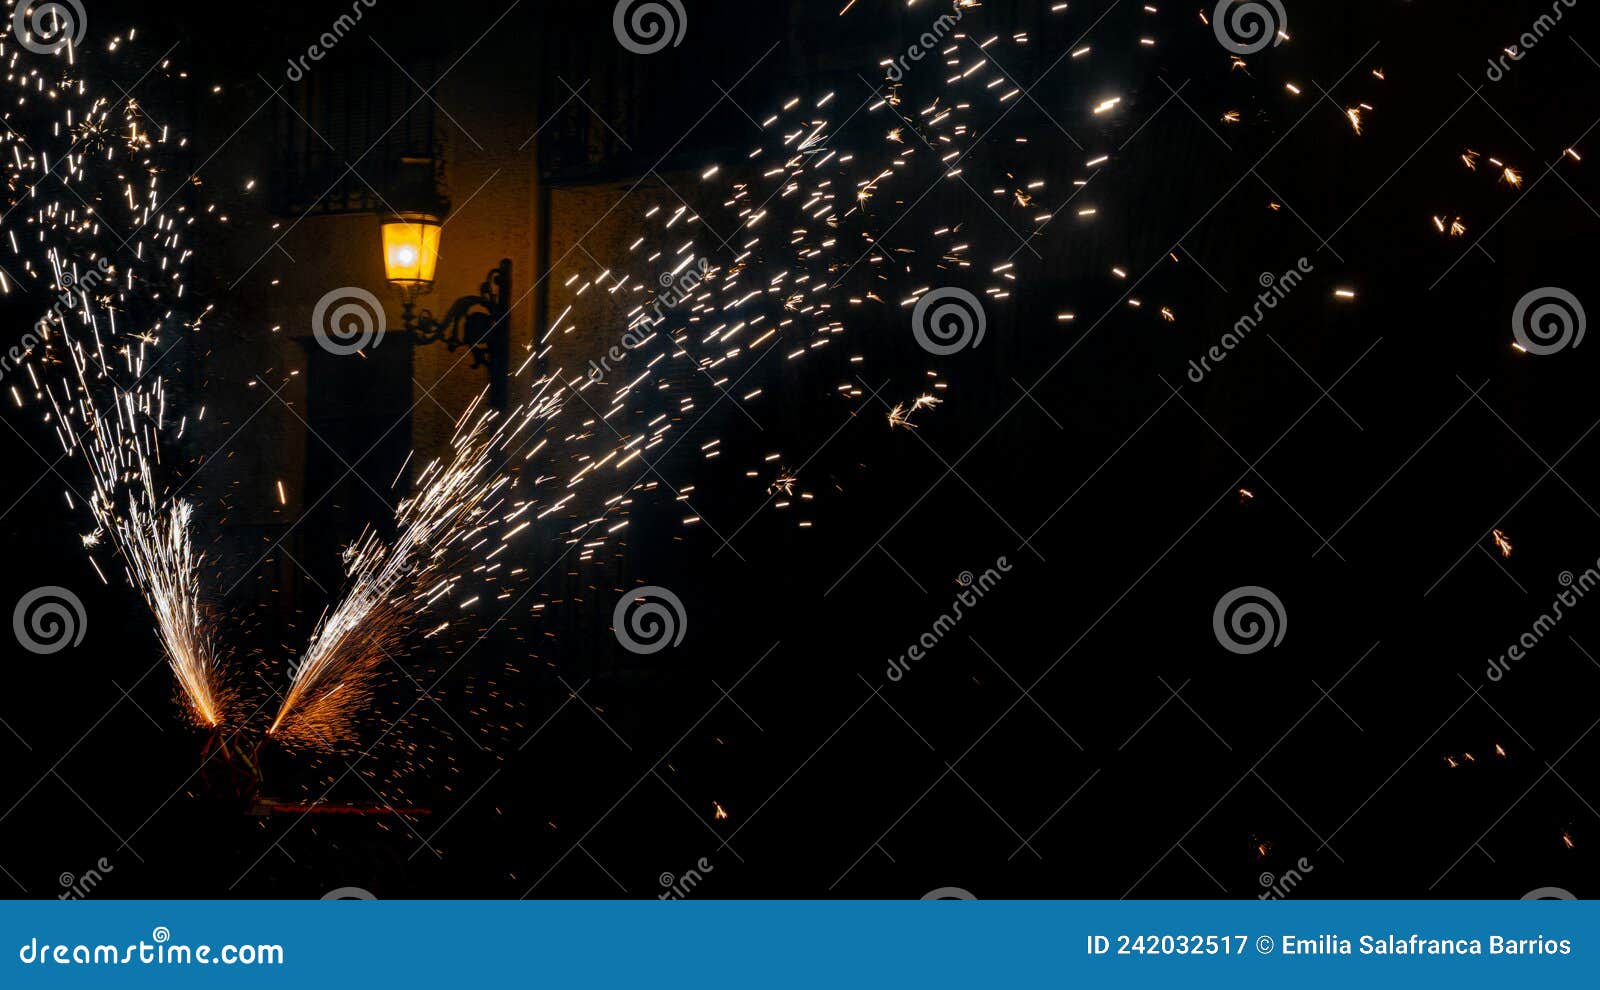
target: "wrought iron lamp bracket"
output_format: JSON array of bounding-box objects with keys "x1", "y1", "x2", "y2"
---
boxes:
[{"x1": 400, "y1": 259, "x2": 511, "y2": 371}]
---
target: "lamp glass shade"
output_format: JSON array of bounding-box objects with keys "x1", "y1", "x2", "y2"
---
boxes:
[{"x1": 381, "y1": 213, "x2": 442, "y2": 293}]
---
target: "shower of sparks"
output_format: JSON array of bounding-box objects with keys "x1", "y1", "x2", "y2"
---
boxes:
[
  {"x1": 7, "y1": 0, "x2": 1560, "y2": 775},
  {"x1": 887, "y1": 394, "x2": 941, "y2": 430},
  {"x1": 269, "y1": 385, "x2": 565, "y2": 749},
  {"x1": 76, "y1": 419, "x2": 233, "y2": 727},
  {"x1": 6, "y1": 26, "x2": 229, "y2": 727},
  {"x1": 251, "y1": 1, "x2": 1187, "y2": 749},
  {"x1": 141, "y1": 1, "x2": 1339, "y2": 750},
  {"x1": 767, "y1": 470, "x2": 798, "y2": 497}
]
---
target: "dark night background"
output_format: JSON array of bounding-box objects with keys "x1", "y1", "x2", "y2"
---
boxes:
[{"x1": 2, "y1": 0, "x2": 1600, "y2": 900}]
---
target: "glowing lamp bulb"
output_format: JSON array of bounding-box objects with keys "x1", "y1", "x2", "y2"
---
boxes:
[{"x1": 380, "y1": 213, "x2": 442, "y2": 296}]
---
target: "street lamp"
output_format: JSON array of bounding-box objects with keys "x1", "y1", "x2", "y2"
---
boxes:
[
  {"x1": 380, "y1": 212, "x2": 443, "y2": 300},
  {"x1": 378, "y1": 211, "x2": 512, "y2": 410}
]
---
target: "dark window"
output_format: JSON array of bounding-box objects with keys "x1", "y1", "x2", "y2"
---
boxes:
[{"x1": 272, "y1": 55, "x2": 442, "y2": 216}]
